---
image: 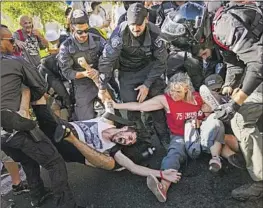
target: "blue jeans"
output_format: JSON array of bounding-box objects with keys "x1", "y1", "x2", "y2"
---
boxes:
[
  {"x1": 161, "y1": 135, "x2": 186, "y2": 170},
  {"x1": 161, "y1": 116, "x2": 224, "y2": 170},
  {"x1": 200, "y1": 113, "x2": 225, "y2": 153}
]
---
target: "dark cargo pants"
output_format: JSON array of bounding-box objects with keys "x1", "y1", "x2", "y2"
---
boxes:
[{"x1": 1, "y1": 130, "x2": 77, "y2": 208}]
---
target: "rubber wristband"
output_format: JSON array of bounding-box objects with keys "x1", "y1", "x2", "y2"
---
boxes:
[{"x1": 160, "y1": 171, "x2": 164, "y2": 180}]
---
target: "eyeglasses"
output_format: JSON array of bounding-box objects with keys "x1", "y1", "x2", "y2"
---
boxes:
[
  {"x1": 75, "y1": 29, "x2": 89, "y2": 35},
  {"x1": 1, "y1": 37, "x2": 15, "y2": 44}
]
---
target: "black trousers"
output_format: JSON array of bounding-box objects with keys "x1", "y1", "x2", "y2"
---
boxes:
[
  {"x1": 1, "y1": 130, "x2": 77, "y2": 208},
  {"x1": 119, "y1": 70, "x2": 169, "y2": 143}
]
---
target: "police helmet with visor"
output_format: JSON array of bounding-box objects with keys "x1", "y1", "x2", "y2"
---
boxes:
[{"x1": 160, "y1": 2, "x2": 209, "y2": 51}]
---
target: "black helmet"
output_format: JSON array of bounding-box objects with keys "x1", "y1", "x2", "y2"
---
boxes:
[{"x1": 160, "y1": 2, "x2": 208, "y2": 50}]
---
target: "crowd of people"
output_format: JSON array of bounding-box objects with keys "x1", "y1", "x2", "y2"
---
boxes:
[{"x1": 1, "y1": 1, "x2": 262, "y2": 207}]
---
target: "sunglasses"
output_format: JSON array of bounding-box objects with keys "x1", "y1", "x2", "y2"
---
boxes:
[
  {"x1": 75, "y1": 29, "x2": 89, "y2": 35},
  {"x1": 1, "y1": 37, "x2": 15, "y2": 44}
]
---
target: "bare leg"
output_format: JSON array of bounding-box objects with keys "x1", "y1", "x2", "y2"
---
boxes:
[
  {"x1": 224, "y1": 134, "x2": 239, "y2": 152},
  {"x1": 210, "y1": 141, "x2": 222, "y2": 157},
  {"x1": 64, "y1": 133, "x2": 115, "y2": 170},
  {"x1": 3, "y1": 162, "x2": 21, "y2": 185},
  {"x1": 221, "y1": 134, "x2": 240, "y2": 158},
  {"x1": 221, "y1": 144, "x2": 236, "y2": 158}
]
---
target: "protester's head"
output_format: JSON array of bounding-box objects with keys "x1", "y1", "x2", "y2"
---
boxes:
[
  {"x1": 91, "y1": 1, "x2": 102, "y2": 13},
  {"x1": 70, "y1": 10, "x2": 89, "y2": 43},
  {"x1": 160, "y1": 2, "x2": 212, "y2": 53},
  {"x1": 0, "y1": 26, "x2": 15, "y2": 54},
  {"x1": 45, "y1": 30, "x2": 61, "y2": 54},
  {"x1": 19, "y1": 15, "x2": 33, "y2": 33},
  {"x1": 111, "y1": 126, "x2": 137, "y2": 145},
  {"x1": 123, "y1": 1, "x2": 144, "y2": 11},
  {"x1": 204, "y1": 74, "x2": 223, "y2": 92},
  {"x1": 127, "y1": 3, "x2": 148, "y2": 37},
  {"x1": 166, "y1": 72, "x2": 195, "y2": 103},
  {"x1": 175, "y1": 1, "x2": 186, "y2": 6}
]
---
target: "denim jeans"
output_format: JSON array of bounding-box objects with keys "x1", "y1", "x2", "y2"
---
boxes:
[
  {"x1": 161, "y1": 115, "x2": 225, "y2": 170},
  {"x1": 161, "y1": 135, "x2": 186, "y2": 170},
  {"x1": 200, "y1": 113, "x2": 225, "y2": 153}
]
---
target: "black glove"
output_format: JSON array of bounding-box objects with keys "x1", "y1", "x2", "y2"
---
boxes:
[{"x1": 214, "y1": 100, "x2": 241, "y2": 122}]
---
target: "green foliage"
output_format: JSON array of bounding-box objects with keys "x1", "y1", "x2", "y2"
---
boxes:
[{"x1": 1, "y1": 1, "x2": 66, "y2": 32}]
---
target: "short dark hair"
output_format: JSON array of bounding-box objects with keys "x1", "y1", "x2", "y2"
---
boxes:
[
  {"x1": 1, "y1": 24, "x2": 8, "y2": 28},
  {"x1": 91, "y1": 2, "x2": 102, "y2": 11}
]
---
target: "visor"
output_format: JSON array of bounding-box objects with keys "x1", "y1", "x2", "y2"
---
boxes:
[{"x1": 160, "y1": 12, "x2": 187, "y2": 42}]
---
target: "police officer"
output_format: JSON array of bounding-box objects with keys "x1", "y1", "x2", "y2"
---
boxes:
[
  {"x1": 0, "y1": 26, "x2": 80, "y2": 208},
  {"x1": 58, "y1": 9, "x2": 106, "y2": 120},
  {"x1": 98, "y1": 3, "x2": 170, "y2": 148},
  {"x1": 39, "y1": 32, "x2": 73, "y2": 120},
  {"x1": 160, "y1": 1, "x2": 263, "y2": 201}
]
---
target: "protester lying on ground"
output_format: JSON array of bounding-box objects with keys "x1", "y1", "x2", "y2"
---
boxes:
[
  {"x1": 112, "y1": 73, "x2": 225, "y2": 202},
  {"x1": 30, "y1": 95, "x2": 181, "y2": 183}
]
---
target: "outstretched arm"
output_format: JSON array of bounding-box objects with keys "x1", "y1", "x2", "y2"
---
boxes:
[
  {"x1": 114, "y1": 151, "x2": 181, "y2": 183},
  {"x1": 113, "y1": 95, "x2": 166, "y2": 112}
]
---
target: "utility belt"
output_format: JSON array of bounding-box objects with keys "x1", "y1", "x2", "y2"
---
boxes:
[{"x1": 1, "y1": 109, "x2": 48, "y2": 143}]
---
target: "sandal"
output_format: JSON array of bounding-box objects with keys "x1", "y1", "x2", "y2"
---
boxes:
[
  {"x1": 147, "y1": 174, "x2": 167, "y2": 202},
  {"x1": 209, "y1": 156, "x2": 222, "y2": 172}
]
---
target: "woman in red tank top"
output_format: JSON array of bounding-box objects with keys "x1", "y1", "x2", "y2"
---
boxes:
[{"x1": 113, "y1": 73, "x2": 228, "y2": 202}]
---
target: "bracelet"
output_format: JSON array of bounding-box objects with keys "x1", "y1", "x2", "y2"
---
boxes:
[{"x1": 160, "y1": 170, "x2": 164, "y2": 180}]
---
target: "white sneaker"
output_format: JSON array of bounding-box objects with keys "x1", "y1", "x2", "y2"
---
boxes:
[{"x1": 199, "y1": 85, "x2": 220, "y2": 111}]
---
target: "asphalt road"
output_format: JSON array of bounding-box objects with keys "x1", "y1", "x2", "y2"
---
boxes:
[{"x1": 2, "y1": 134, "x2": 263, "y2": 208}]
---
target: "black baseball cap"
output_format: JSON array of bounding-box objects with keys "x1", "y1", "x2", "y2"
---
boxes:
[
  {"x1": 127, "y1": 3, "x2": 148, "y2": 25},
  {"x1": 204, "y1": 74, "x2": 223, "y2": 91}
]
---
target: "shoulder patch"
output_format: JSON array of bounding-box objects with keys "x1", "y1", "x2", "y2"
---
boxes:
[
  {"x1": 111, "y1": 36, "x2": 122, "y2": 48},
  {"x1": 154, "y1": 37, "x2": 164, "y2": 48}
]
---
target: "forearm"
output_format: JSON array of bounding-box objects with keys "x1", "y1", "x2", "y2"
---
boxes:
[
  {"x1": 126, "y1": 162, "x2": 162, "y2": 178},
  {"x1": 114, "y1": 151, "x2": 162, "y2": 178},
  {"x1": 240, "y1": 65, "x2": 263, "y2": 96},
  {"x1": 38, "y1": 35, "x2": 49, "y2": 48},
  {"x1": 114, "y1": 102, "x2": 141, "y2": 111},
  {"x1": 69, "y1": 136, "x2": 115, "y2": 170},
  {"x1": 232, "y1": 89, "x2": 248, "y2": 105}
]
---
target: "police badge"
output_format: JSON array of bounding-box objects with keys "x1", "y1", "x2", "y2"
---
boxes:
[
  {"x1": 154, "y1": 38, "x2": 164, "y2": 48},
  {"x1": 111, "y1": 36, "x2": 121, "y2": 48}
]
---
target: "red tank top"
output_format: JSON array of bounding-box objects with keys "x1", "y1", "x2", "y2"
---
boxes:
[{"x1": 164, "y1": 92, "x2": 204, "y2": 136}]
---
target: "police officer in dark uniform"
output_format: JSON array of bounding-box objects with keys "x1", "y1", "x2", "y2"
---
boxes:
[
  {"x1": 99, "y1": 3, "x2": 170, "y2": 148},
  {"x1": 58, "y1": 9, "x2": 106, "y2": 120},
  {"x1": 0, "y1": 27, "x2": 80, "y2": 208},
  {"x1": 160, "y1": 1, "x2": 263, "y2": 201}
]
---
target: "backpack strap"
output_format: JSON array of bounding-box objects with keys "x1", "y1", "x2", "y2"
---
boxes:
[
  {"x1": 212, "y1": 4, "x2": 263, "y2": 50},
  {"x1": 212, "y1": 6, "x2": 229, "y2": 50},
  {"x1": 17, "y1": 29, "x2": 25, "y2": 42}
]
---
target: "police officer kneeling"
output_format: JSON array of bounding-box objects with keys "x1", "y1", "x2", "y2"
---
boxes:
[
  {"x1": 99, "y1": 3, "x2": 170, "y2": 148},
  {"x1": 0, "y1": 26, "x2": 82, "y2": 208},
  {"x1": 160, "y1": 1, "x2": 263, "y2": 201}
]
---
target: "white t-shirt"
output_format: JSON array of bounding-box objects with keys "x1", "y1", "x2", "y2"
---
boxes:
[
  {"x1": 69, "y1": 118, "x2": 116, "y2": 153},
  {"x1": 89, "y1": 14, "x2": 104, "y2": 28}
]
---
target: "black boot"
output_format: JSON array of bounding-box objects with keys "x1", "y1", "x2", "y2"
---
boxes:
[
  {"x1": 227, "y1": 153, "x2": 246, "y2": 169},
  {"x1": 231, "y1": 181, "x2": 263, "y2": 201},
  {"x1": 30, "y1": 188, "x2": 53, "y2": 207}
]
